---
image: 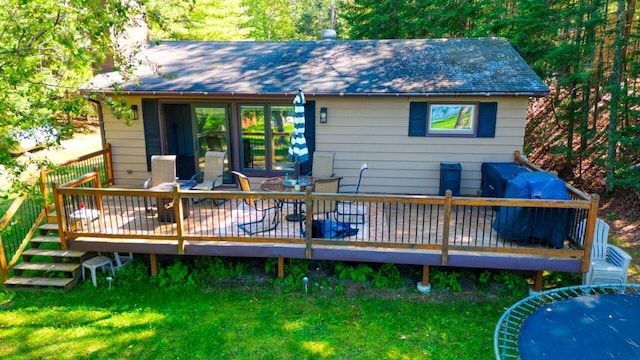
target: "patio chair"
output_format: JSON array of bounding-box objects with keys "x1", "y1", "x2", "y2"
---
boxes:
[
  {"x1": 143, "y1": 155, "x2": 177, "y2": 211},
  {"x1": 189, "y1": 151, "x2": 226, "y2": 204},
  {"x1": 578, "y1": 218, "x2": 631, "y2": 285},
  {"x1": 336, "y1": 162, "x2": 368, "y2": 224},
  {"x1": 339, "y1": 162, "x2": 368, "y2": 194},
  {"x1": 305, "y1": 177, "x2": 342, "y2": 222},
  {"x1": 309, "y1": 151, "x2": 335, "y2": 179},
  {"x1": 231, "y1": 171, "x2": 279, "y2": 235},
  {"x1": 205, "y1": 136, "x2": 224, "y2": 151}
]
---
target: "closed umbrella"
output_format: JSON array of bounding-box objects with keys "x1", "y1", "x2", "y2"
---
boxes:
[
  {"x1": 288, "y1": 89, "x2": 310, "y2": 179},
  {"x1": 286, "y1": 90, "x2": 310, "y2": 222}
]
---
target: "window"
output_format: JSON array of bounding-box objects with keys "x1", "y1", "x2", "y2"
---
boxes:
[
  {"x1": 427, "y1": 103, "x2": 476, "y2": 135},
  {"x1": 239, "y1": 104, "x2": 295, "y2": 173},
  {"x1": 409, "y1": 102, "x2": 497, "y2": 138}
]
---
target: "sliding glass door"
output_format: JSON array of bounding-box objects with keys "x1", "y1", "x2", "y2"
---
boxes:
[
  {"x1": 194, "y1": 105, "x2": 229, "y2": 181},
  {"x1": 240, "y1": 104, "x2": 294, "y2": 175}
]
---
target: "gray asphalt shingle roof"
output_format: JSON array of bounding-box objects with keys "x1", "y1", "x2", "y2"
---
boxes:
[{"x1": 82, "y1": 37, "x2": 549, "y2": 97}]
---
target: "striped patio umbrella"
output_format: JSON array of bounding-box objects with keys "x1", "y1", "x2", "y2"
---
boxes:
[{"x1": 288, "y1": 90, "x2": 310, "y2": 172}]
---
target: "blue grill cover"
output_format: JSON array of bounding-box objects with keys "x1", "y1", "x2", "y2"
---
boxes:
[
  {"x1": 481, "y1": 162, "x2": 529, "y2": 198},
  {"x1": 492, "y1": 172, "x2": 571, "y2": 248}
]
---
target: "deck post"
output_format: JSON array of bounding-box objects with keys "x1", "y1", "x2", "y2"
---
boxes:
[
  {"x1": 105, "y1": 143, "x2": 114, "y2": 186},
  {"x1": 278, "y1": 257, "x2": 284, "y2": 278},
  {"x1": 174, "y1": 184, "x2": 185, "y2": 255},
  {"x1": 150, "y1": 254, "x2": 158, "y2": 276},
  {"x1": 39, "y1": 167, "x2": 50, "y2": 214},
  {"x1": 581, "y1": 194, "x2": 600, "y2": 273},
  {"x1": 422, "y1": 265, "x2": 429, "y2": 285},
  {"x1": 304, "y1": 188, "x2": 313, "y2": 258},
  {"x1": 533, "y1": 270, "x2": 543, "y2": 292},
  {"x1": 0, "y1": 234, "x2": 6, "y2": 282},
  {"x1": 417, "y1": 265, "x2": 431, "y2": 293},
  {"x1": 441, "y1": 190, "x2": 452, "y2": 265},
  {"x1": 92, "y1": 168, "x2": 103, "y2": 212},
  {"x1": 52, "y1": 182, "x2": 69, "y2": 250}
]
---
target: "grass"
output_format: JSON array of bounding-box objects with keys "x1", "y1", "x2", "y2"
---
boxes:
[{"x1": 0, "y1": 259, "x2": 524, "y2": 360}]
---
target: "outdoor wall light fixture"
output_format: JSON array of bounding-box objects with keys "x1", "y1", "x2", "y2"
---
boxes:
[
  {"x1": 320, "y1": 107, "x2": 328, "y2": 123},
  {"x1": 130, "y1": 105, "x2": 139, "y2": 120}
]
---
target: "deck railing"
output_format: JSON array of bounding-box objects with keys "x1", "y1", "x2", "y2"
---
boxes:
[
  {"x1": 2, "y1": 146, "x2": 598, "y2": 283},
  {"x1": 53, "y1": 172, "x2": 597, "y2": 275}
]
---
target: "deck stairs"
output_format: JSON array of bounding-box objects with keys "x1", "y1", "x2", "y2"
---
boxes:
[{"x1": 3, "y1": 220, "x2": 90, "y2": 290}]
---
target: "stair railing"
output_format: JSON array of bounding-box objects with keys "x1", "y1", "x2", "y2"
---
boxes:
[
  {"x1": 0, "y1": 176, "x2": 48, "y2": 282},
  {"x1": 0, "y1": 144, "x2": 113, "y2": 282}
]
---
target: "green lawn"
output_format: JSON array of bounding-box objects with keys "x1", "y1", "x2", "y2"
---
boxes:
[{"x1": 0, "y1": 259, "x2": 525, "y2": 360}]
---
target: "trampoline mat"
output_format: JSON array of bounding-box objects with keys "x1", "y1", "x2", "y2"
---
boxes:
[{"x1": 519, "y1": 293, "x2": 640, "y2": 359}]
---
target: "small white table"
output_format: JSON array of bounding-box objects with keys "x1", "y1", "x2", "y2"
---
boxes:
[
  {"x1": 82, "y1": 255, "x2": 115, "y2": 287},
  {"x1": 69, "y1": 208, "x2": 101, "y2": 232}
]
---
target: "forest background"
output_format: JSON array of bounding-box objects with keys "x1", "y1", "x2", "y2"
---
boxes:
[{"x1": 0, "y1": 0, "x2": 638, "y2": 242}]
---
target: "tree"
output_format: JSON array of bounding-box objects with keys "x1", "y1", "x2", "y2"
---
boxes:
[
  {"x1": 243, "y1": 0, "x2": 345, "y2": 40},
  {"x1": 340, "y1": 0, "x2": 640, "y2": 193},
  {"x1": 242, "y1": 0, "x2": 298, "y2": 40},
  {"x1": 0, "y1": 0, "x2": 198, "y2": 180},
  {"x1": 148, "y1": 0, "x2": 250, "y2": 41},
  {"x1": 0, "y1": 1, "x2": 140, "y2": 170}
]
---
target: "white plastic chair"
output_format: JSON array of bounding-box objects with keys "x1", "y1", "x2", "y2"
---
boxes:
[
  {"x1": 578, "y1": 218, "x2": 631, "y2": 285},
  {"x1": 110, "y1": 252, "x2": 133, "y2": 272}
]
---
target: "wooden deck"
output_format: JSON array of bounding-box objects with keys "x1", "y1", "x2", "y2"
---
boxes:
[
  {"x1": 0, "y1": 148, "x2": 599, "y2": 290},
  {"x1": 55, "y1": 177, "x2": 594, "y2": 276}
]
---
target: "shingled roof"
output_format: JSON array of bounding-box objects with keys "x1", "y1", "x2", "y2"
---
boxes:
[{"x1": 82, "y1": 37, "x2": 549, "y2": 97}]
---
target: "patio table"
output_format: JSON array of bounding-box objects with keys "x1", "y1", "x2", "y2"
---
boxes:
[
  {"x1": 149, "y1": 180, "x2": 195, "y2": 222},
  {"x1": 260, "y1": 176, "x2": 313, "y2": 222},
  {"x1": 69, "y1": 208, "x2": 101, "y2": 232}
]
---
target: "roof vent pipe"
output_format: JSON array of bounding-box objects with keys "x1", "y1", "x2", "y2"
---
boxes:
[{"x1": 322, "y1": 29, "x2": 337, "y2": 41}]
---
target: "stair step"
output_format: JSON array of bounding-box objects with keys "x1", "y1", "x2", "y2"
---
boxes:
[
  {"x1": 4, "y1": 276, "x2": 75, "y2": 290},
  {"x1": 38, "y1": 223, "x2": 60, "y2": 235},
  {"x1": 46, "y1": 211, "x2": 57, "y2": 223},
  {"x1": 14, "y1": 262, "x2": 80, "y2": 273},
  {"x1": 23, "y1": 248, "x2": 86, "y2": 260},
  {"x1": 30, "y1": 235, "x2": 61, "y2": 248},
  {"x1": 23, "y1": 248, "x2": 86, "y2": 257}
]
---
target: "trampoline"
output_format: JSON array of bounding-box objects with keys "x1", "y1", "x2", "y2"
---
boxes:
[{"x1": 494, "y1": 284, "x2": 640, "y2": 359}]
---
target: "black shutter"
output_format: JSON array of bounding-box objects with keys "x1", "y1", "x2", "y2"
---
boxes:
[
  {"x1": 142, "y1": 99, "x2": 161, "y2": 171},
  {"x1": 477, "y1": 102, "x2": 497, "y2": 138},
  {"x1": 408, "y1": 102, "x2": 427, "y2": 136},
  {"x1": 301, "y1": 101, "x2": 315, "y2": 175}
]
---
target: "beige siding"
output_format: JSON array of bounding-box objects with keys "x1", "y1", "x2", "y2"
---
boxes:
[
  {"x1": 102, "y1": 95, "x2": 530, "y2": 194},
  {"x1": 313, "y1": 96, "x2": 529, "y2": 195},
  {"x1": 102, "y1": 96, "x2": 149, "y2": 187}
]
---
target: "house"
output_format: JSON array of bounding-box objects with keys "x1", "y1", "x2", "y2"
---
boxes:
[
  {"x1": 81, "y1": 37, "x2": 549, "y2": 194},
  {"x1": 8, "y1": 40, "x2": 601, "y2": 292}
]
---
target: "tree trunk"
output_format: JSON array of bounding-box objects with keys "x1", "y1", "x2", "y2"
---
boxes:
[{"x1": 607, "y1": 0, "x2": 627, "y2": 192}]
